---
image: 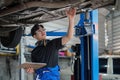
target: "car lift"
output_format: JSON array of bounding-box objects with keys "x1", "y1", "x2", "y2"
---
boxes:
[{"x1": 73, "y1": 9, "x2": 99, "y2": 80}]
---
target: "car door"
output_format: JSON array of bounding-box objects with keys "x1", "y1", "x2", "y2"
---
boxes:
[
  {"x1": 109, "y1": 58, "x2": 120, "y2": 80},
  {"x1": 99, "y1": 57, "x2": 110, "y2": 80}
]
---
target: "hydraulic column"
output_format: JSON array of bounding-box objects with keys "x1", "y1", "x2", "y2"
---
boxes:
[{"x1": 74, "y1": 9, "x2": 99, "y2": 80}]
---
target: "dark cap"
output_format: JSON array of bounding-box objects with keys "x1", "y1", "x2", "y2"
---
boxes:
[{"x1": 31, "y1": 23, "x2": 44, "y2": 37}]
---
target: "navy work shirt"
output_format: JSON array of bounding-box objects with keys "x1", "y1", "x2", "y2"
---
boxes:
[{"x1": 31, "y1": 37, "x2": 63, "y2": 67}]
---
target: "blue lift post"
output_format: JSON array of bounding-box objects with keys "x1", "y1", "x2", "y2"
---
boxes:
[
  {"x1": 75, "y1": 9, "x2": 99, "y2": 80},
  {"x1": 91, "y1": 10, "x2": 99, "y2": 80}
]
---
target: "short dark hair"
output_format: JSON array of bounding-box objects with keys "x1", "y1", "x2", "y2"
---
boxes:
[{"x1": 31, "y1": 23, "x2": 44, "y2": 36}]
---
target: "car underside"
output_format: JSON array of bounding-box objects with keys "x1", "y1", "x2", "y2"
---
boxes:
[{"x1": 0, "y1": 0, "x2": 117, "y2": 48}]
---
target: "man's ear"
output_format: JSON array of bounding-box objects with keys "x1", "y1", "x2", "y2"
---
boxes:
[{"x1": 33, "y1": 35, "x2": 36, "y2": 39}]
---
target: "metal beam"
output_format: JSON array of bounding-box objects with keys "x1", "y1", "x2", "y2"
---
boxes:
[{"x1": 24, "y1": 32, "x2": 66, "y2": 36}]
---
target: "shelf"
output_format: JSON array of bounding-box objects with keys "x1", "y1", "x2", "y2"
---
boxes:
[{"x1": 59, "y1": 56, "x2": 72, "y2": 59}]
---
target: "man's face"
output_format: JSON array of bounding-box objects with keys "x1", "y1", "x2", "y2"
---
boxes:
[{"x1": 34, "y1": 27, "x2": 46, "y2": 40}]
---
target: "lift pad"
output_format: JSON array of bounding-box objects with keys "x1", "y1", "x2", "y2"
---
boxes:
[{"x1": 18, "y1": 62, "x2": 47, "y2": 69}]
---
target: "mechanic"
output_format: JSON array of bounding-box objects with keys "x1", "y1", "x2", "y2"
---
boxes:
[{"x1": 26, "y1": 7, "x2": 76, "y2": 80}]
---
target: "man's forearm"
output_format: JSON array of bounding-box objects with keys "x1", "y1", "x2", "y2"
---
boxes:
[
  {"x1": 61, "y1": 8, "x2": 76, "y2": 45},
  {"x1": 67, "y1": 18, "x2": 75, "y2": 39}
]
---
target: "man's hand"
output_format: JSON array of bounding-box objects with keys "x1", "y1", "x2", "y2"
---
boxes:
[
  {"x1": 25, "y1": 67, "x2": 34, "y2": 74},
  {"x1": 66, "y1": 7, "x2": 76, "y2": 19}
]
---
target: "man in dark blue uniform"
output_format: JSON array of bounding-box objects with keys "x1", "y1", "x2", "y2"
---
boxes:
[{"x1": 26, "y1": 7, "x2": 76, "y2": 80}]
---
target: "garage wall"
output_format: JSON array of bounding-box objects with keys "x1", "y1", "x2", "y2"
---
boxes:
[
  {"x1": 0, "y1": 56, "x2": 20, "y2": 80},
  {"x1": 107, "y1": 10, "x2": 120, "y2": 54},
  {"x1": 98, "y1": 8, "x2": 110, "y2": 54},
  {"x1": 98, "y1": 10, "x2": 106, "y2": 54}
]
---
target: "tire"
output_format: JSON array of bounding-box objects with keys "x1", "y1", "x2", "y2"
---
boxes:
[{"x1": 1, "y1": 27, "x2": 23, "y2": 48}]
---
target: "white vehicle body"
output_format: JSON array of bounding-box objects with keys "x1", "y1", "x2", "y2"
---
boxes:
[{"x1": 99, "y1": 55, "x2": 120, "y2": 80}]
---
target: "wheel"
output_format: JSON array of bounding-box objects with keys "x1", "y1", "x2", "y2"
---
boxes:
[{"x1": 1, "y1": 27, "x2": 23, "y2": 48}]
